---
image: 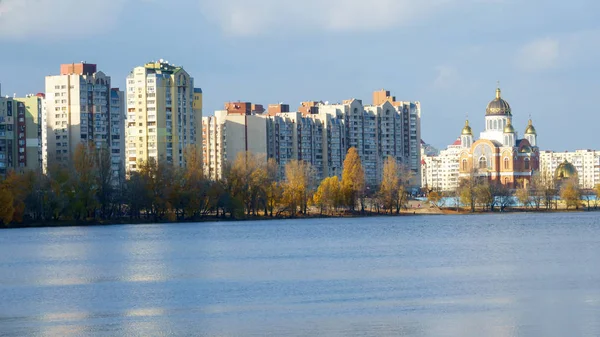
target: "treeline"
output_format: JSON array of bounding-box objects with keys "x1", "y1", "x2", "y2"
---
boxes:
[
  {"x1": 428, "y1": 171, "x2": 599, "y2": 212},
  {"x1": 0, "y1": 145, "x2": 415, "y2": 227}
]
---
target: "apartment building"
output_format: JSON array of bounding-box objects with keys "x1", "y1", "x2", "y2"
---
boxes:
[
  {"x1": 202, "y1": 103, "x2": 267, "y2": 180},
  {"x1": 539, "y1": 150, "x2": 600, "y2": 189},
  {"x1": 203, "y1": 89, "x2": 421, "y2": 187},
  {"x1": 125, "y1": 60, "x2": 202, "y2": 172},
  {"x1": 421, "y1": 140, "x2": 462, "y2": 192},
  {"x1": 110, "y1": 89, "x2": 125, "y2": 179},
  {"x1": 373, "y1": 90, "x2": 422, "y2": 186},
  {"x1": 0, "y1": 92, "x2": 44, "y2": 176},
  {"x1": 45, "y1": 63, "x2": 115, "y2": 167}
]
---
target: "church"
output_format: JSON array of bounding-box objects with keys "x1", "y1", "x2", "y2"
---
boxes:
[{"x1": 458, "y1": 87, "x2": 539, "y2": 188}]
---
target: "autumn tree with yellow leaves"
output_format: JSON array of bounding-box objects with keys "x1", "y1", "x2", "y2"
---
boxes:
[
  {"x1": 313, "y1": 176, "x2": 342, "y2": 215},
  {"x1": 341, "y1": 147, "x2": 365, "y2": 212},
  {"x1": 282, "y1": 160, "x2": 315, "y2": 215}
]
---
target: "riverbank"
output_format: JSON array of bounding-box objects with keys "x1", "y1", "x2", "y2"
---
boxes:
[{"x1": 3, "y1": 200, "x2": 596, "y2": 229}]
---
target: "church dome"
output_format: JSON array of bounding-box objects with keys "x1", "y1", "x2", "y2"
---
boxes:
[
  {"x1": 486, "y1": 88, "x2": 512, "y2": 116},
  {"x1": 461, "y1": 120, "x2": 472, "y2": 135},
  {"x1": 555, "y1": 160, "x2": 578, "y2": 180},
  {"x1": 525, "y1": 119, "x2": 537, "y2": 135}
]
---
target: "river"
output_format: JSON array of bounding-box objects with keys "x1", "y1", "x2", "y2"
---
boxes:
[{"x1": 1, "y1": 213, "x2": 600, "y2": 336}]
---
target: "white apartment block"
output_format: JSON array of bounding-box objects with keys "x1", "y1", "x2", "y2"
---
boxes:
[
  {"x1": 126, "y1": 60, "x2": 202, "y2": 172},
  {"x1": 539, "y1": 150, "x2": 600, "y2": 189},
  {"x1": 421, "y1": 140, "x2": 462, "y2": 192},
  {"x1": 45, "y1": 63, "x2": 115, "y2": 168},
  {"x1": 202, "y1": 90, "x2": 421, "y2": 187},
  {"x1": 202, "y1": 107, "x2": 267, "y2": 181}
]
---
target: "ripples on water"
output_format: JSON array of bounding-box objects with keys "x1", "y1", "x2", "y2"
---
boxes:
[{"x1": 1, "y1": 213, "x2": 600, "y2": 336}]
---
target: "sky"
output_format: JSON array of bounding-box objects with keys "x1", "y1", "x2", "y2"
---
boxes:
[{"x1": 1, "y1": 0, "x2": 600, "y2": 151}]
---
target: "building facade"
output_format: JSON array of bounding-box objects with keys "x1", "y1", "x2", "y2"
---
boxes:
[
  {"x1": 110, "y1": 89, "x2": 125, "y2": 179},
  {"x1": 458, "y1": 87, "x2": 539, "y2": 188},
  {"x1": 0, "y1": 94, "x2": 44, "y2": 176},
  {"x1": 539, "y1": 150, "x2": 600, "y2": 189},
  {"x1": 202, "y1": 90, "x2": 421, "y2": 187},
  {"x1": 45, "y1": 63, "x2": 115, "y2": 167},
  {"x1": 125, "y1": 60, "x2": 202, "y2": 172},
  {"x1": 202, "y1": 103, "x2": 267, "y2": 180},
  {"x1": 372, "y1": 90, "x2": 422, "y2": 186},
  {"x1": 421, "y1": 139, "x2": 462, "y2": 192}
]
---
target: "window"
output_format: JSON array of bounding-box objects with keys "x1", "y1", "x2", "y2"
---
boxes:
[
  {"x1": 524, "y1": 158, "x2": 530, "y2": 170},
  {"x1": 504, "y1": 157, "x2": 509, "y2": 170},
  {"x1": 479, "y1": 157, "x2": 487, "y2": 169},
  {"x1": 462, "y1": 159, "x2": 467, "y2": 171}
]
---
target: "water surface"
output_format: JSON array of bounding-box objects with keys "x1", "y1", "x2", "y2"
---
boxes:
[{"x1": 1, "y1": 213, "x2": 600, "y2": 336}]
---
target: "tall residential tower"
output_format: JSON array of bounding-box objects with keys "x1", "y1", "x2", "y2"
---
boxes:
[
  {"x1": 126, "y1": 60, "x2": 202, "y2": 172},
  {"x1": 44, "y1": 63, "x2": 124, "y2": 177}
]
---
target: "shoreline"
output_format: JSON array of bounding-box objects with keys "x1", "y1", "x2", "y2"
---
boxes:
[{"x1": 2, "y1": 204, "x2": 596, "y2": 230}]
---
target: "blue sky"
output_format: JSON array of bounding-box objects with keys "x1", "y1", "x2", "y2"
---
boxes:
[{"x1": 1, "y1": 0, "x2": 599, "y2": 151}]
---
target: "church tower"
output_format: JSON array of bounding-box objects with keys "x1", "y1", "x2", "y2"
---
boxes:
[
  {"x1": 524, "y1": 119, "x2": 537, "y2": 147},
  {"x1": 480, "y1": 86, "x2": 513, "y2": 144},
  {"x1": 503, "y1": 119, "x2": 516, "y2": 147},
  {"x1": 461, "y1": 120, "x2": 473, "y2": 149}
]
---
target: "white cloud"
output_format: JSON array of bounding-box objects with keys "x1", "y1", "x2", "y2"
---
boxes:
[
  {"x1": 0, "y1": 0, "x2": 127, "y2": 40},
  {"x1": 515, "y1": 37, "x2": 560, "y2": 72},
  {"x1": 198, "y1": 0, "x2": 459, "y2": 36}
]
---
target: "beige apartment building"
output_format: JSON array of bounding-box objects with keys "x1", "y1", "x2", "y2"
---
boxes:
[
  {"x1": 45, "y1": 63, "x2": 125, "y2": 178},
  {"x1": 0, "y1": 92, "x2": 44, "y2": 177},
  {"x1": 125, "y1": 60, "x2": 202, "y2": 172},
  {"x1": 202, "y1": 103, "x2": 267, "y2": 180}
]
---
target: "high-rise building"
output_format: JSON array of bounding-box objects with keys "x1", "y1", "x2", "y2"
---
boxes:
[
  {"x1": 202, "y1": 103, "x2": 267, "y2": 180},
  {"x1": 45, "y1": 63, "x2": 114, "y2": 166},
  {"x1": 264, "y1": 112, "x2": 325, "y2": 180},
  {"x1": 373, "y1": 90, "x2": 422, "y2": 186},
  {"x1": 0, "y1": 93, "x2": 44, "y2": 176},
  {"x1": 203, "y1": 89, "x2": 420, "y2": 188},
  {"x1": 109, "y1": 88, "x2": 125, "y2": 179},
  {"x1": 125, "y1": 60, "x2": 202, "y2": 172},
  {"x1": 15, "y1": 94, "x2": 44, "y2": 173}
]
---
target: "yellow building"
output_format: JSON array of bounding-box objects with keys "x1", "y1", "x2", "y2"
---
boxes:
[{"x1": 126, "y1": 60, "x2": 202, "y2": 172}]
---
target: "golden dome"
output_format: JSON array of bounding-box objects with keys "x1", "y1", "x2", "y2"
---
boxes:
[
  {"x1": 525, "y1": 119, "x2": 537, "y2": 135},
  {"x1": 555, "y1": 160, "x2": 578, "y2": 180},
  {"x1": 486, "y1": 87, "x2": 512, "y2": 116},
  {"x1": 503, "y1": 120, "x2": 515, "y2": 133},
  {"x1": 461, "y1": 120, "x2": 472, "y2": 135}
]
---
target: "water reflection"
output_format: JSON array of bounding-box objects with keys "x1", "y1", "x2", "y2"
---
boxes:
[{"x1": 1, "y1": 213, "x2": 600, "y2": 336}]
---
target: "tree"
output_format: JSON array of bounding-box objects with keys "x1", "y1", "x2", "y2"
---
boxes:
[
  {"x1": 72, "y1": 143, "x2": 99, "y2": 221},
  {"x1": 0, "y1": 187, "x2": 14, "y2": 225},
  {"x1": 529, "y1": 173, "x2": 544, "y2": 210},
  {"x1": 313, "y1": 176, "x2": 342, "y2": 215},
  {"x1": 491, "y1": 183, "x2": 513, "y2": 212},
  {"x1": 515, "y1": 186, "x2": 531, "y2": 209},
  {"x1": 282, "y1": 160, "x2": 314, "y2": 216},
  {"x1": 560, "y1": 178, "x2": 581, "y2": 210},
  {"x1": 341, "y1": 147, "x2": 365, "y2": 212},
  {"x1": 458, "y1": 170, "x2": 477, "y2": 212},
  {"x1": 427, "y1": 190, "x2": 443, "y2": 208},
  {"x1": 581, "y1": 189, "x2": 595, "y2": 211},
  {"x1": 378, "y1": 157, "x2": 400, "y2": 214},
  {"x1": 474, "y1": 183, "x2": 493, "y2": 211},
  {"x1": 95, "y1": 146, "x2": 114, "y2": 220}
]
